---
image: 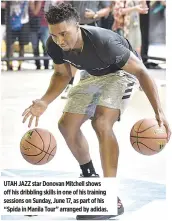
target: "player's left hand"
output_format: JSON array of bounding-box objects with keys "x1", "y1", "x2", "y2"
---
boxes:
[
  {"x1": 156, "y1": 113, "x2": 171, "y2": 142},
  {"x1": 85, "y1": 8, "x2": 96, "y2": 18}
]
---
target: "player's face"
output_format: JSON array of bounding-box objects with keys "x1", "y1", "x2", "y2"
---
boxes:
[{"x1": 49, "y1": 20, "x2": 79, "y2": 51}]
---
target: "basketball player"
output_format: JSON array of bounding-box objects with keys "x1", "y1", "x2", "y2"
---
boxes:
[{"x1": 22, "y1": 3, "x2": 171, "y2": 220}]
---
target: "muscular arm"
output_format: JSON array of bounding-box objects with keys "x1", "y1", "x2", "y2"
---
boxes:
[
  {"x1": 122, "y1": 52, "x2": 171, "y2": 140},
  {"x1": 105, "y1": 38, "x2": 170, "y2": 139},
  {"x1": 41, "y1": 63, "x2": 73, "y2": 105},
  {"x1": 122, "y1": 52, "x2": 163, "y2": 116}
]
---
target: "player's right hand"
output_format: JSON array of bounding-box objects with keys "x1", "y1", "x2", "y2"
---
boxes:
[{"x1": 22, "y1": 99, "x2": 48, "y2": 128}]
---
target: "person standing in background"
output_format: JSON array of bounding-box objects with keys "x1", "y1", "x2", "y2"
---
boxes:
[
  {"x1": 112, "y1": 1, "x2": 148, "y2": 55},
  {"x1": 111, "y1": 1, "x2": 126, "y2": 36},
  {"x1": 1, "y1": 1, "x2": 6, "y2": 42},
  {"x1": 101, "y1": 2, "x2": 115, "y2": 30},
  {"x1": 140, "y1": 0, "x2": 165, "y2": 69},
  {"x1": 29, "y1": 0, "x2": 64, "y2": 70},
  {"x1": 29, "y1": 1, "x2": 49, "y2": 70},
  {"x1": 9, "y1": 0, "x2": 30, "y2": 70},
  {"x1": 70, "y1": 1, "x2": 111, "y2": 27},
  {"x1": 139, "y1": 0, "x2": 151, "y2": 67},
  {"x1": 123, "y1": 1, "x2": 148, "y2": 55},
  {"x1": 1, "y1": 0, "x2": 6, "y2": 64}
]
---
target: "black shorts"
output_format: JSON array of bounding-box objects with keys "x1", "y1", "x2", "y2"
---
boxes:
[{"x1": 10, "y1": 23, "x2": 30, "y2": 46}]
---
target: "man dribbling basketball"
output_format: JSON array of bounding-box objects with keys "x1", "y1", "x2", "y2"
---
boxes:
[{"x1": 22, "y1": 3, "x2": 171, "y2": 220}]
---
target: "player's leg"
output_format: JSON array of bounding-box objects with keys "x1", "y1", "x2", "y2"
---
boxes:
[
  {"x1": 58, "y1": 112, "x2": 98, "y2": 177},
  {"x1": 59, "y1": 72, "x2": 102, "y2": 177},
  {"x1": 76, "y1": 108, "x2": 123, "y2": 221},
  {"x1": 93, "y1": 72, "x2": 136, "y2": 178},
  {"x1": 58, "y1": 113, "x2": 91, "y2": 165},
  {"x1": 92, "y1": 107, "x2": 120, "y2": 177},
  {"x1": 77, "y1": 72, "x2": 136, "y2": 220}
]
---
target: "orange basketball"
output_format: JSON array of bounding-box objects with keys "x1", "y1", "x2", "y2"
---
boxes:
[
  {"x1": 130, "y1": 119, "x2": 167, "y2": 155},
  {"x1": 20, "y1": 128, "x2": 57, "y2": 165}
]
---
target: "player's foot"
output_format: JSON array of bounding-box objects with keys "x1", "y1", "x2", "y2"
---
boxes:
[
  {"x1": 76, "y1": 197, "x2": 124, "y2": 220},
  {"x1": 61, "y1": 84, "x2": 72, "y2": 99}
]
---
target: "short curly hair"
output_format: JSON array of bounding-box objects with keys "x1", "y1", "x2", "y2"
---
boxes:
[{"x1": 45, "y1": 3, "x2": 80, "y2": 25}]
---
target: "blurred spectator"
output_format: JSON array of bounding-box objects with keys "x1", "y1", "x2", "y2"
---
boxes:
[
  {"x1": 29, "y1": 0, "x2": 49, "y2": 70},
  {"x1": 70, "y1": 1, "x2": 111, "y2": 26},
  {"x1": 101, "y1": 3, "x2": 114, "y2": 30},
  {"x1": 112, "y1": 1, "x2": 148, "y2": 54},
  {"x1": 9, "y1": 0, "x2": 30, "y2": 70},
  {"x1": 149, "y1": 0, "x2": 166, "y2": 44},
  {"x1": 123, "y1": 1, "x2": 148, "y2": 54},
  {"x1": 1, "y1": 1, "x2": 6, "y2": 42},
  {"x1": 161, "y1": 0, "x2": 166, "y2": 18},
  {"x1": 140, "y1": 0, "x2": 149, "y2": 66},
  {"x1": 140, "y1": 0, "x2": 164, "y2": 69},
  {"x1": 61, "y1": 1, "x2": 111, "y2": 99},
  {"x1": 111, "y1": 1, "x2": 125, "y2": 36},
  {"x1": 44, "y1": 0, "x2": 64, "y2": 11},
  {"x1": 151, "y1": 0, "x2": 166, "y2": 15}
]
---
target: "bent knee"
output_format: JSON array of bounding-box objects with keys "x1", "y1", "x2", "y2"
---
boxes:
[
  {"x1": 58, "y1": 117, "x2": 79, "y2": 142},
  {"x1": 91, "y1": 116, "x2": 113, "y2": 134},
  {"x1": 58, "y1": 117, "x2": 71, "y2": 136}
]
